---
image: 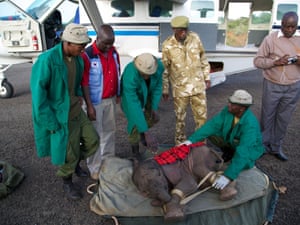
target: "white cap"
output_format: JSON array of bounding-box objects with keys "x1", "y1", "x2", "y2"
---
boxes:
[
  {"x1": 134, "y1": 53, "x2": 158, "y2": 75},
  {"x1": 61, "y1": 23, "x2": 91, "y2": 44},
  {"x1": 228, "y1": 89, "x2": 253, "y2": 106}
]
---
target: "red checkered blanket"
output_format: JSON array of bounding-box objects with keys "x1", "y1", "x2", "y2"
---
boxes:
[{"x1": 154, "y1": 142, "x2": 205, "y2": 165}]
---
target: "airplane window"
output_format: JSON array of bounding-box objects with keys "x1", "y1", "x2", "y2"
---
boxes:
[
  {"x1": 111, "y1": 0, "x2": 134, "y2": 17},
  {"x1": 149, "y1": 0, "x2": 172, "y2": 17},
  {"x1": 56, "y1": 1, "x2": 79, "y2": 24},
  {"x1": 10, "y1": 0, "x2": 32, "y2": 9},
  {"x1": 251, "y1": 11, "x2": 271, "y2": 25},
  {"x1": 0, "y1": 2, "x2": 26, "y2": 20},
  {"x1": 218, "y1": 11, "x2": 225, "y2": 25},
  {"x1": 276, "y1": 4, "x2": 297, "y2": 21},
  {"x1": 191, "y1": 0, "x2": 214, "y2": 19},
  {"x1": 26, "y1": 0, "x2": 60, "y2": 20}
]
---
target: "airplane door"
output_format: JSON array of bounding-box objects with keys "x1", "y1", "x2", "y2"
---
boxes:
[
  {"x1": 0, "y1": 0, "x2": 79, "y2": 54},
  {"x1": 0, "y1": 0, "x2": 74, "y2": 98},
  {"x1": 225, "y1": 2, "x2": 250, "y2": 48},
  {"x1": 0, "y1": 0, "x2": 45, "y2": 53}
]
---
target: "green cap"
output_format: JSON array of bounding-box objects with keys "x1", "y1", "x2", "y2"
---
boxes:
[{"x1": 171, "y1": 16, "x2": 189, "y2": 28}]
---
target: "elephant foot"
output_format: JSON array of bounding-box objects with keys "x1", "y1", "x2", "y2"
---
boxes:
[
  {"x1": 219, "y1": 181, "x2": 237, "y2": 201},
  {"x1": 163, "y1": 204, "x2": 185, "y2": 222}
]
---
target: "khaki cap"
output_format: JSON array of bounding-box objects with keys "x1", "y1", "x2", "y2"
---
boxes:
[
  {"x1": 171, "y1": 16, "x2": 189, "y2": 28},
  {"x1": 61, "y1": 23, "x2": 91, "y2": 44},
  {"x1": 229, "y1": 89, "x2": 253, "y2": 106},
  {"x1": 134, "y1": 53, "x2": 158, "y2": 75}
]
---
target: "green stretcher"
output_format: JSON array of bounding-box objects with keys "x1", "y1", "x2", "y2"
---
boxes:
[{"x1": 89, "y1": 156, "x2": 278, "y2": 225}]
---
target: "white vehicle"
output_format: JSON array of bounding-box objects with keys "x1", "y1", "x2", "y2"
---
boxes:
[{"x1": 0, "y1": 0, "x2": 299, "y2": 98}]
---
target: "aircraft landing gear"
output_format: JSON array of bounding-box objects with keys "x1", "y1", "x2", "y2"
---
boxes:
[
  {"x1": 0, "y1": 79, "x2": 14, "y2": 98},
  {"x1": 0, "y1": 65, "x2": 14, "y2": 98}
]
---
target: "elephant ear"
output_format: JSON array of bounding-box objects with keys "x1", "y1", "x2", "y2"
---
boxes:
[
  {"x1": 132, "y1": 160, "x2": 171, "y2": 202},
  {"x1": 132, "y1": 160, "x2": 161, "y2": 189}
]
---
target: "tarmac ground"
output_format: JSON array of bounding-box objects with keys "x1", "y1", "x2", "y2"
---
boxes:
[{"x1": 0, "y1": 63, "x2": 299, "y2": 225}]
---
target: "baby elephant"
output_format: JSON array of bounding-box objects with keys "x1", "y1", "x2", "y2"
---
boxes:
[{"x1": 132, "y1": 143, "x2": 237, "y2": 221}]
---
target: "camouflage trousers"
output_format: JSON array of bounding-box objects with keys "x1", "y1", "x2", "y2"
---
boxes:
[{"x1": 174, "y1": 93, "x2": 207, "y2": 145}]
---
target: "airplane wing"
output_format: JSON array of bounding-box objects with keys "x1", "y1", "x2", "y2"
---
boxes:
[{"x1": 0, "y1": 47, "x2": 32, "y2": 65}]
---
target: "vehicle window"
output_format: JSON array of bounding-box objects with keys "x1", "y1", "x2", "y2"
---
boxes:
[
  {"x1": 277, "y1": 4, "x2": 297, "y2": 20},
  {"x1": 190, "y1": 0, "x2": 215, "y2": 19},
  {"x1": 0, "y1": 1, "x2": 27, "y2": 20},
  {"x1": 111, "y1": 0, "x2": 134, "y2": 17},
  {"x1": 149, "y1": 0, "x2": 172, "y2": 17}
]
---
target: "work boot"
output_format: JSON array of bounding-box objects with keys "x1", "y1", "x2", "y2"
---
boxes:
[
  {"x1": 132, "y1": 144, "x2": 145, "y2": 161},
  {"x1": 273, "y1": 151, "x2": 288, "y2": 161},
  {"x1": 62, "y1": 176, "x2": 82, "y2": 200},
  {"x1": 140, "y1": 133, "x2": 147, "y2": 146},
  {"x1": 219, "y1": 180, "x2": 237, "y2": 201},
  {"x1": 75, "y1": 162, "x2": 89, "y2": 177}
]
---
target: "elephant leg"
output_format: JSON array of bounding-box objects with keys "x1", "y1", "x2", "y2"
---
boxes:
[
  {"x1": 219, "y1": 180, "x2": 237, "y2": 201},
  {"x1": 163, "y1": 190, "x2": 185, "y2": 222},
  {"x1": 163, "y1": 172, "x2": 198, "y2": 221}
]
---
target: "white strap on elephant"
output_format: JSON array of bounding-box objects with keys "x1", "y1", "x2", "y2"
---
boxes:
[
  {"x1": 171, "y1": 148, "x2": 226, "y2": 205},
  {"x1": 175, "y1": 170, "x2": 224, "y2": 205}
]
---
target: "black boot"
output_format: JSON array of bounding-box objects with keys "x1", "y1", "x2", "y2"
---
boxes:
[
  {"x1": 75, "y1": 161, "x2": 89, "y2": 177},
  {"x1": 132, "y1": 144, "x2": 143, "y2": 161},
  {"x1": 140, "y1": 133, "x2": 147, "y2": 146},
  {"x1": 62, "y1": 176, "x2": 82, "y2": 200}
]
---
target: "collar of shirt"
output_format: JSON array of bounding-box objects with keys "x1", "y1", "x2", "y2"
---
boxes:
[
  {"x1": 277, "y1": 30, "x2": 300, "y2": 38},
  {"x1": 91, "y1": 41, "x2": 115, "y2": 57}
]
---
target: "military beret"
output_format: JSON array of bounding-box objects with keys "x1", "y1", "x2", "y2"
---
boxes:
[{"x1": 171, "y1": 16, "x2": 189, "y2": 28}]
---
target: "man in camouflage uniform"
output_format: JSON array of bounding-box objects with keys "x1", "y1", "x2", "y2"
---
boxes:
[{"x1": 162, "y1": 15, "x2": 211, "y2": 145}]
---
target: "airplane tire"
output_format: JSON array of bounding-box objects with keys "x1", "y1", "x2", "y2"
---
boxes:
[{"x1": 0, "y1": 80, "x2": 14, "y2": 98}]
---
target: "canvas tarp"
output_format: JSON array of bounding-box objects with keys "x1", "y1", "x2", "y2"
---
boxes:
[{"x1": 89, "y1": 157, "x2": 277, "y2": 225}]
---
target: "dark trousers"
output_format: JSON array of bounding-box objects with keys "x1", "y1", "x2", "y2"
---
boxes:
[
  {"x1": 208, "y1": 135, "x2": 235, "y2": 162},
  {"x1": 261, "y1": 79, "x2": 300, "y2": 153}
]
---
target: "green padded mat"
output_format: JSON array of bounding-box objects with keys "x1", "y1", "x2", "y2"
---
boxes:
[{"x1": 89, "y1": 155, "x2": 277, "y2": 225}]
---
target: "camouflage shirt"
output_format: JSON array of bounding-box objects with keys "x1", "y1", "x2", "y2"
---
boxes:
[{"x1": 162, "y1": 31, "x2": 210, "y2": 97}]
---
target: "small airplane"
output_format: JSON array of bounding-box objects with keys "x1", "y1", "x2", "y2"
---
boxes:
[{"x1": 0, "y1": 0, "x2": 299, "y2": 98}]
